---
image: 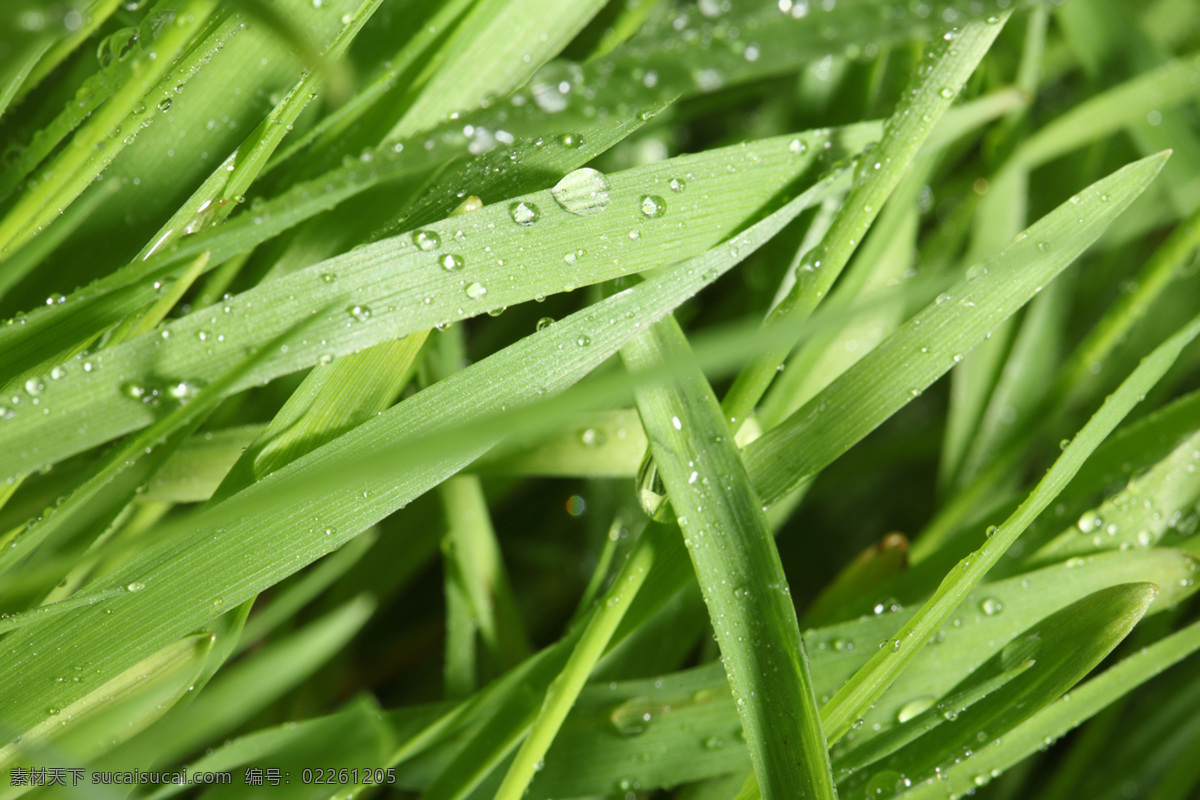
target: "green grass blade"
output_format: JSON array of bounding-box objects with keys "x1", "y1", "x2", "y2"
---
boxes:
[
  {"x1": 721, "y1": 12, "x2": 1010, "y2": 427},
  {"x1": 0, "y1": 184, "x2": 820, "y2": 747},
  {"x1": 842, "y1": 583, "x2": 1157, "y2": 796},
  {"x1": 621, "y1": 315, "x2": 834, "y2": 800},
  {"x1": 0, "y1": 127, "x2": 861, "y2": 481},
  {"x1": 902, "y1": 616, "x2": 1200, "y2": 800},
  {"x1": 744, "y1": 152, "x2": 1168, "y2": 508},
  {"x1": 0, "y1": 0, "x2": 220, "y2": 258},
  {"x1": 818, "y1": 311, "x2": 1200, "y2": 745}
]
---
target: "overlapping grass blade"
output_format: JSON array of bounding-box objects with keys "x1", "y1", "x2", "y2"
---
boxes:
[
  {"x1": 0, "y1": 127, "x2": 864, "y2": 481},
  {"x1": 0, "y1": 180, "x2": 825, "y2": 750},
  {"x1": 722, "y1": 12, "x2": 1011, "y2": 426},
  {"x1": 818, "y1": 311, "x2": 1200, "y2": 745},
  {"x1": 902, "y1": 615, "x2": 1200, "y2": 800},
  {"x1": 744, "y1": 153, "x2": 1168, "y2": 507}
]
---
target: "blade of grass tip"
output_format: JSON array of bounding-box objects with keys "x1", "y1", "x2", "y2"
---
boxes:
[
  {"x1": 817, "y1": 311, "x2": 1200, "y2": 746},
  {"x1": 137, "y1": 0, "x2": 384, "y2": 261},
  {"x1": 743, "y1": 152, "x2": 1170, "y2": 510},
  {"x1": 903, "y1": 616, "x2": 1200, "y2": 800},
  {"x1": 622, "y1": 316, "x2": 835, "y2": 800},
  {"x1": 912, "y1": 201, "x2": 1200, "y2": 563},
  {"x1": 0, "y1": 0, "x2": 220, "y2": 259},
  {"x1": 720, "y1": 12, "x2": 1011, "y2": 429},
  {"x1": 0, "y1": 39, "x2": 51, "y2": 124}
]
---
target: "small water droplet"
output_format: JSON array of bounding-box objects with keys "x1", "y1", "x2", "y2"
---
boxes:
[
  {"x1": 126, "y1": 582, "x2": 145, "y2": 592},
  {"x1": 640, "y1": 195, "x2": 666, "y2": 218},
  {"x1": 413, "y1": 230, "x2": 441, "y2": 251},
  {"x1": 576, "y1": 334, "x2": 592, "y2": 347},
  {"x1": 440, "y1": 254, "x2": 464, "y2": 271},
  {"x1": 509, "y1": 200, "x2": 540, "y2": 225},
  {"x1": 536, "y1": 316, "x2": 554, "y2": 331},
  {"x1": 348, "y1": 305, "x2": 372, "y2": 322},
  {"x1": 465, "y1": 282, "x2": 487, "y2": 299},
  {"x1": 980, "y1": 597, "x2": 1003, "y2": 616}
]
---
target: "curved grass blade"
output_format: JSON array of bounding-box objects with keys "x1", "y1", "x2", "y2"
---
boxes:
[
  {"x1": 901, "y1": 615, "x2": 1200, "y2": 800},
  {"x1": 620, "y1": 315, "x2": 834, "y2": 800}
]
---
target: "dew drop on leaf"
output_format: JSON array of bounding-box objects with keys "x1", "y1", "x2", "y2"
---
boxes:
[{"x1": 551, "y1": 168, "x2": 611, "y2": 216}]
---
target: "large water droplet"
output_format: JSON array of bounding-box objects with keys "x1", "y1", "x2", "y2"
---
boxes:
[{"x1": 551, "y1": 168, "x2": 611, "y2": 216}]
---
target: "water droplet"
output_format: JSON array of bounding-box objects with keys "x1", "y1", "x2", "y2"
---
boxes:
[
  {"x1": 465, "y1": 282, "x2": 487, "y2": 299},
  {"x1": 24, "y1": 378, "x2": 43, "y2": 396},
  {"x1": 440, "y1": 254, "x2": 464, "y2": 271},
  {"x1": 97, "y1": 28, "x2": 138, "y2": 69},
  {"x1": 536, "y1": 316, "x2": 554, "y2": 331},
  {"x1": 986, "y1": 525, "x2": 999, "y2": 538},
  {"x1": 1077, "y1": 510, "x2": 1101, "y2": 534},
  {"x1": 703, "y1": 736, "x2": 726, "y2": 750},
  {"x1": 509, "y1": 200, "x2": 540, "y2": 225},
  {"x1": 897, "y1": 698, "x2": 934, "y2": 723},
  {"x1": 939, "y1": 87, "x2": 955, "y2": 99},
  {"x1": 551, "y1": 168, "x2": 611, "y2": 216},
  {"x1": 669, "y1": 177, "x2": 686, "y2": 192},
  {"x1": 413, "y1": 230, "x2": 441, "y2": 251},
  {"x1": 639, "y1": 195, "x2": 666, "y2": 218},
  {"x1": 980, "y1": 597, "x2": 1003, "y2": 616},
  {"x1": 576, "y1": 334, "x2": 591, "y2": 347},
  {"x1": 1037, "y1": 241, "x2": 1050, "y2": 253},
  {"x1": 126, "y1": 582, "x2": 145, "y2": 592},
  {"x1": 788, "y1": 138, "x2": 809, "y2": 156},
  {"x1": 348, "y1": 305, "x2": 372, "y2": 322}
]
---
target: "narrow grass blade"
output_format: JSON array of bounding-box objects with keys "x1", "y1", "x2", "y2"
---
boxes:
[
  {"x1": 622, "y1": 315, "x2": 834, "y2": 800},
  {"x1": 818, "y1": 311, "x2": 1200, "y2": 745},
  {"x1": 0, "y1": 0, "x2": 219, "y2": 258},
  {"x1": 902, "y1": 616, "x2": 1200, "y2": 800},
  {"x1": 744, "y1": 153, "x2": 1168, "y2": 508},
  {"x1": 721, "y1": 12, "x2": 1010, "y2": 426},
  {"x1": 842, "y1": 583, "x2": 1157, "y2": 796}
]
